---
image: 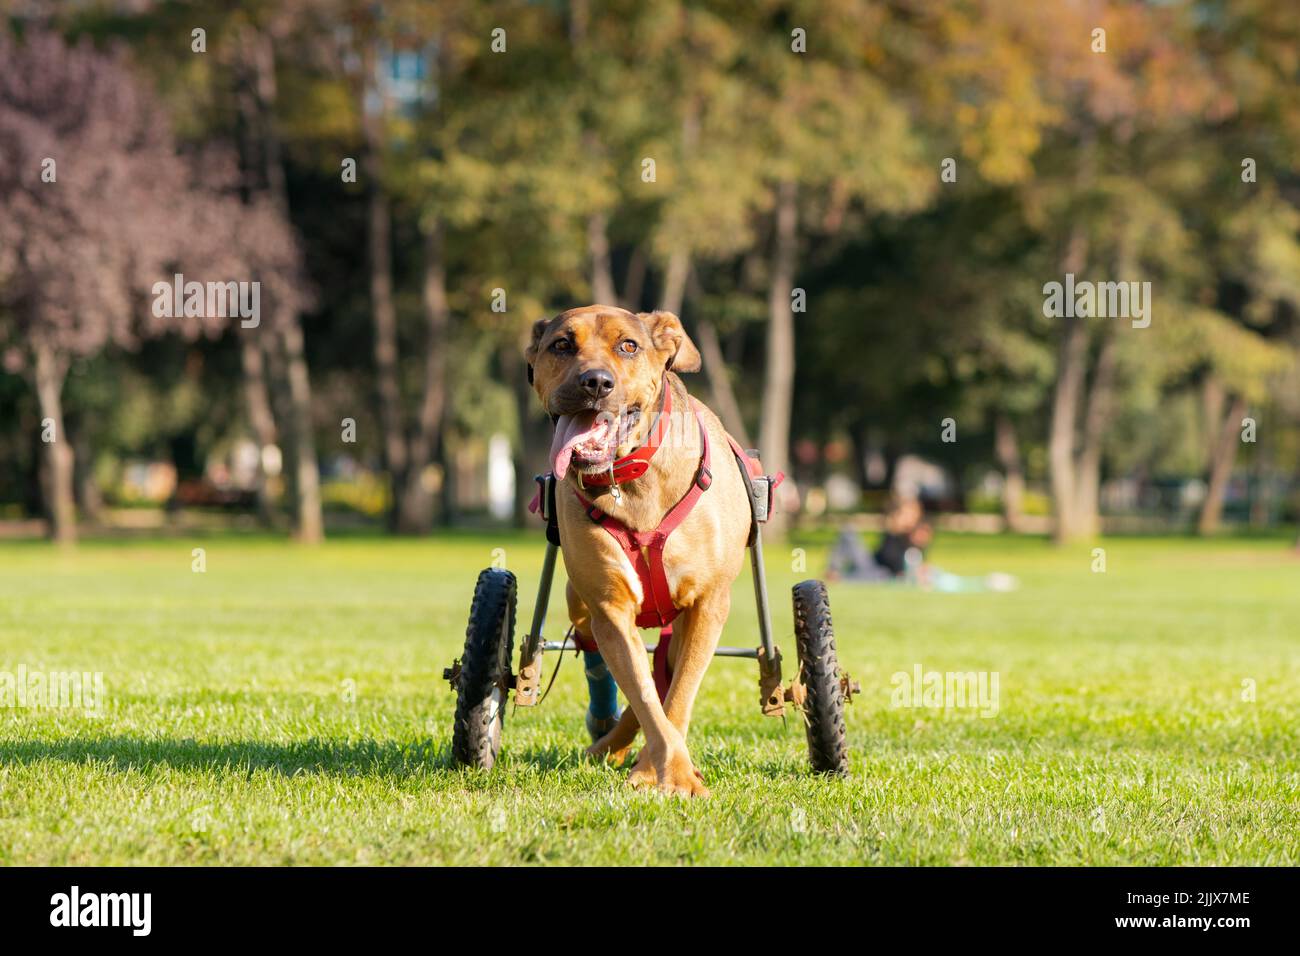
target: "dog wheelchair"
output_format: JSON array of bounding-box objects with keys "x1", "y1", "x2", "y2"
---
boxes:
[{"x1": 443, "y1": 447, "x2": 857, "y2": 777}]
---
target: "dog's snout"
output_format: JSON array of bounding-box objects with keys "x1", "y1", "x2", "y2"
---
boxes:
[{"x1": 579, "y1": 368, "x2": 615, "y2": 400}]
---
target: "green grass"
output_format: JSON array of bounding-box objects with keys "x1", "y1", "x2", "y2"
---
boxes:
[{"x1": 1, "y1": 530, "x2": 1297, "y2": 865}]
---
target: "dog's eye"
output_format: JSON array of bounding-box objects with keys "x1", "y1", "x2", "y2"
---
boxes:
[
  {"x1": 618, "y1": 339, "x2": 639, "y2": 355},
  {"x1": 550, "y1": 338, "x2": 573, "y2": 354}
]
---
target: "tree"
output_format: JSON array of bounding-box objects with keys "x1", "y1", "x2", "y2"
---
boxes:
[
  {"x1": 1184, "y1": 1, "x2": 1300, "y2": 534},
  {"x1": 914, "y1": 1, "x2": 1229, "y2": 542},
  {"x1": 657, "y1": 2, "x2": 933, "y2": 530},
  {"x1": 230, "y1": 10, "x2": 327, "y2": 542},
  {"x1": 343, "y1": 2, "x2": 464, "y2": 533},
  {"x1": 0, "y1": 33, "x2": 189, "y2": 541},
  {"x1": 0, "y1": 31, "x2": 283, "y2": 542}
]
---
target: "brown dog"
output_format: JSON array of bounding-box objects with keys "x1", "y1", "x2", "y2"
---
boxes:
[{"x1": 526, "y1": 304, "x2": 754, "y2": 796}]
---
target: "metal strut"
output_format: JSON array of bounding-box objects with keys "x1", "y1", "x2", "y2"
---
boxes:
[
  {"x1": 514, "y1": 539, "x2": 558, "y2": 707},
  {"x1": 750, "y1": 523, "x2": 787, "y2": 717}
]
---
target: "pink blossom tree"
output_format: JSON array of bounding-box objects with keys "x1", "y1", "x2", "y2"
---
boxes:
[{"x1": 0, "y1": 30, "x2": 312, "y2": 542}]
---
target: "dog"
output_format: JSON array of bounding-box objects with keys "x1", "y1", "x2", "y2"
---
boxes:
[{"x1": 526, "y1": 305, "x2": 755, "y2": 796}]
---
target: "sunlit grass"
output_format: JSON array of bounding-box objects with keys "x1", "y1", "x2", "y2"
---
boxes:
[{"x1": 0, "y1": 530, "x2": 1296, "y2": 865}]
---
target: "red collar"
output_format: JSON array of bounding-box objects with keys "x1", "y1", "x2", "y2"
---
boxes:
[{"x1": 577, "y1": 381, "x2": 672, "y2": 488}]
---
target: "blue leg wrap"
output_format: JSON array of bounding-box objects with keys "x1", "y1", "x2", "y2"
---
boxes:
[{"x1": 583, "y1": 650, "x2": 619, "y2": 721}]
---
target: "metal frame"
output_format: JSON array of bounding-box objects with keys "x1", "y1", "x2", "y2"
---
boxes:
[
  {"x1": 441, "y1": 458, "x2": 862, "y2": 777},
  {"x1": 512, "y1": 507, "x2": 792, "y2": 716},
  {"x1": 499, "y1": 446, "x2": 842, "y2": 717}
]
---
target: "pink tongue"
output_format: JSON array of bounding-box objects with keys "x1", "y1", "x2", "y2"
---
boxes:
[{"x1": 550, "y1": 414, "x2": 611, "y2": 480}]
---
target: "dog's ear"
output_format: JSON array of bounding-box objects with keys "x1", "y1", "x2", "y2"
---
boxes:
[
  {"x1": 641, "y1": 310, "x2": 702, "y2": 373},
  {"x1": 524, "y1": 316, "x2": 550, "y2": 383}
]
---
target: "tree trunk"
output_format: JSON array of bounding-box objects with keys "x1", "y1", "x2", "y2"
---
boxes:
[
  {"x1": 510, "y1": 378, "x2": 532, "y2": 528},
  {"x1": 361, "y1": 66, "x2": 408, "y2": 531},
  {"x1": 661, "y1": 245, "x2": 748, "y2": 443},
  {"x1": 847, "y1": 422, "x2": 872, "y2": 496},
  {"x1": 71, "y1": 422, "x2": 102, "y2": 526},
  {"x1": 994, "y1": 413, "x2": 1025, "y2": 533},
  {"x1": 1072, "y1": 327, "x2": 1118, "y2": 538},
  {"x1": 275, "y1": 327, "x2": 323, "y2": 541},
  {"x1": 24, "y1": 427, "x2": 45, "y2": 519},
  {"x1": 662, "y1": 246, "x2": 748, "y2": 444},
  {"x1": 1047, "y1": 228, "x2": 1090, "y2": 544},
  {"x1": 1200, "y1": 375, "x2": 1225, "y2": 468},
  {"x1": 233, "y1": 36, "x2": 281, "y2": 533},
  {"x1": 622, "y1": 245, "x2": 647, "y2": 311},
  {"x1": 438, "y1": 432, "x2": 457, "y2": 528},
  {"x1": 262, "y1": 332, "x2": 296, "y2": 493},
  {"x1": 1249, "y1": 425, "x2": 1272, "y2": 528},
  {"x1": 658, "y1": 92, "x2": 699, "y2": 319},
  {"x1": 247, "y1": 26, "x2": 323, "y2": 542},
  {"x1": 278, "y1": 318, "x2": 324, "y2": 543},
  {"x1": 239, "y1": 334, "x2": 279, "y2": 526},
  {"x1": 588, "y1": 211, "x2": 618, "y2": 305},
  {"x1": 759, "y1": 179, "x2": 798, "y2": 534},
  {"x1": 250, "y1": 30, "x2": 289, "y2": 205},
  {"x1": 882, "y1": 443, "x2": 902, "y2": 494},
  {"x1": 695, "y1": 317, "x2": 750, "y2": 446},
  {"x1": 684, "y1": 268, "x2": 749, "y2": 445},
  {"x1": 661, "y1": 248, "x2": 690, "y2": 317},
  {"x1": 395, "y1": 219, "x2": 451, "y2": 534},
  {"x1": 1198, "y1": 394, "x2": 1247, "y2": 535},
  {"x1": 32, "y1": 341, "x2": 75, "y2": 544},
  {"x1": 507, "y1": 348, "x2": 549, "y2": 527}
]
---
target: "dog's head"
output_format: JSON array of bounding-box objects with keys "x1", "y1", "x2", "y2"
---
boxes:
[{"x1": 526, "y1": 304, "x2": 701, "y2": 478}]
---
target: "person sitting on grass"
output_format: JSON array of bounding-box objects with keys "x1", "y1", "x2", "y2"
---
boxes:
[
  {"x1": 827, "y1": 496, "x2": 927, "y2": 582},
  {"x1": 827, "y1": 497, "x2": 1017, "y2": 592}
]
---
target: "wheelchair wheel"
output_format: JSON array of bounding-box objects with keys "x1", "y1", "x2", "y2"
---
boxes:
[
  {"x1": 450, "y1": 568, "x2": 517, "y2": 769},
  {"x1": 791, "y1": 580, "x2": 849, "y2": 775}
]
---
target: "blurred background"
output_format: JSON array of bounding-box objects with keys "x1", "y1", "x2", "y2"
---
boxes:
[{"x1": 1, "y1": 0, "x2": 1298, "y2": 548}]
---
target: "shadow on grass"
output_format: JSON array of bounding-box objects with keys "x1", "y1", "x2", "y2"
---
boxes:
[
  {"x1": 0, "y1": 735, "x2": 470, "y2": 779},
  {"x1": 0, "y1": 735, "x2": 797, "y2": 786}
]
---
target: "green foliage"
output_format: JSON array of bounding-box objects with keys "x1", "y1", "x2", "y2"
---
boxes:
[{"x1": 5, "y1": 0, "x2": 1300, "y2": 527}]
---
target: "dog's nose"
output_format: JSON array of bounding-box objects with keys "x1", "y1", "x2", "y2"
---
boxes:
[{"x1": 579, "y1": 368, "x2": 615, "y2": 399}]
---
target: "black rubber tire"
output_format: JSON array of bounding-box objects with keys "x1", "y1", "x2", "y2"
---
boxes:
[
  {"x1": 791, "y1": 580, "x2": 849, "y2": 775},
  {"x1": 451, "y1": 568, "x2": 517, "y2": 770}
]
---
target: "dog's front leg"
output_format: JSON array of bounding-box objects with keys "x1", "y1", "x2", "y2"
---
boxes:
[
  {"x1": 661, "y1": 591, "x2": 730, "y2": 741},
  {"x1": 588, "y1": 608, "x2": 708, "y2": 797},
  {"x1": 587, "y1": 594, "x2": 729, "y2": 776}
]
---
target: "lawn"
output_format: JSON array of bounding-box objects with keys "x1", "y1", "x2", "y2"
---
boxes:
[{"x1": 0, "y1": 529, "x2": 1297, "y2": 865}]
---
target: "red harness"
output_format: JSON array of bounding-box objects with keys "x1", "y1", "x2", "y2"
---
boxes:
[{"x1": 575, "y1": 396, "x2": 712, "y2": 632}]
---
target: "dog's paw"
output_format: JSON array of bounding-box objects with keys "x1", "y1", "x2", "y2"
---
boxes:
[
  {"x1": 628, "y1": 747, "x2": 709, "y2": 798},
  {"x1": 584, "y1": 738, "x2": 633, "y2": 766},
  {"x1": 585, "y1": 714, "x2": 639, "y2": 766}
]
